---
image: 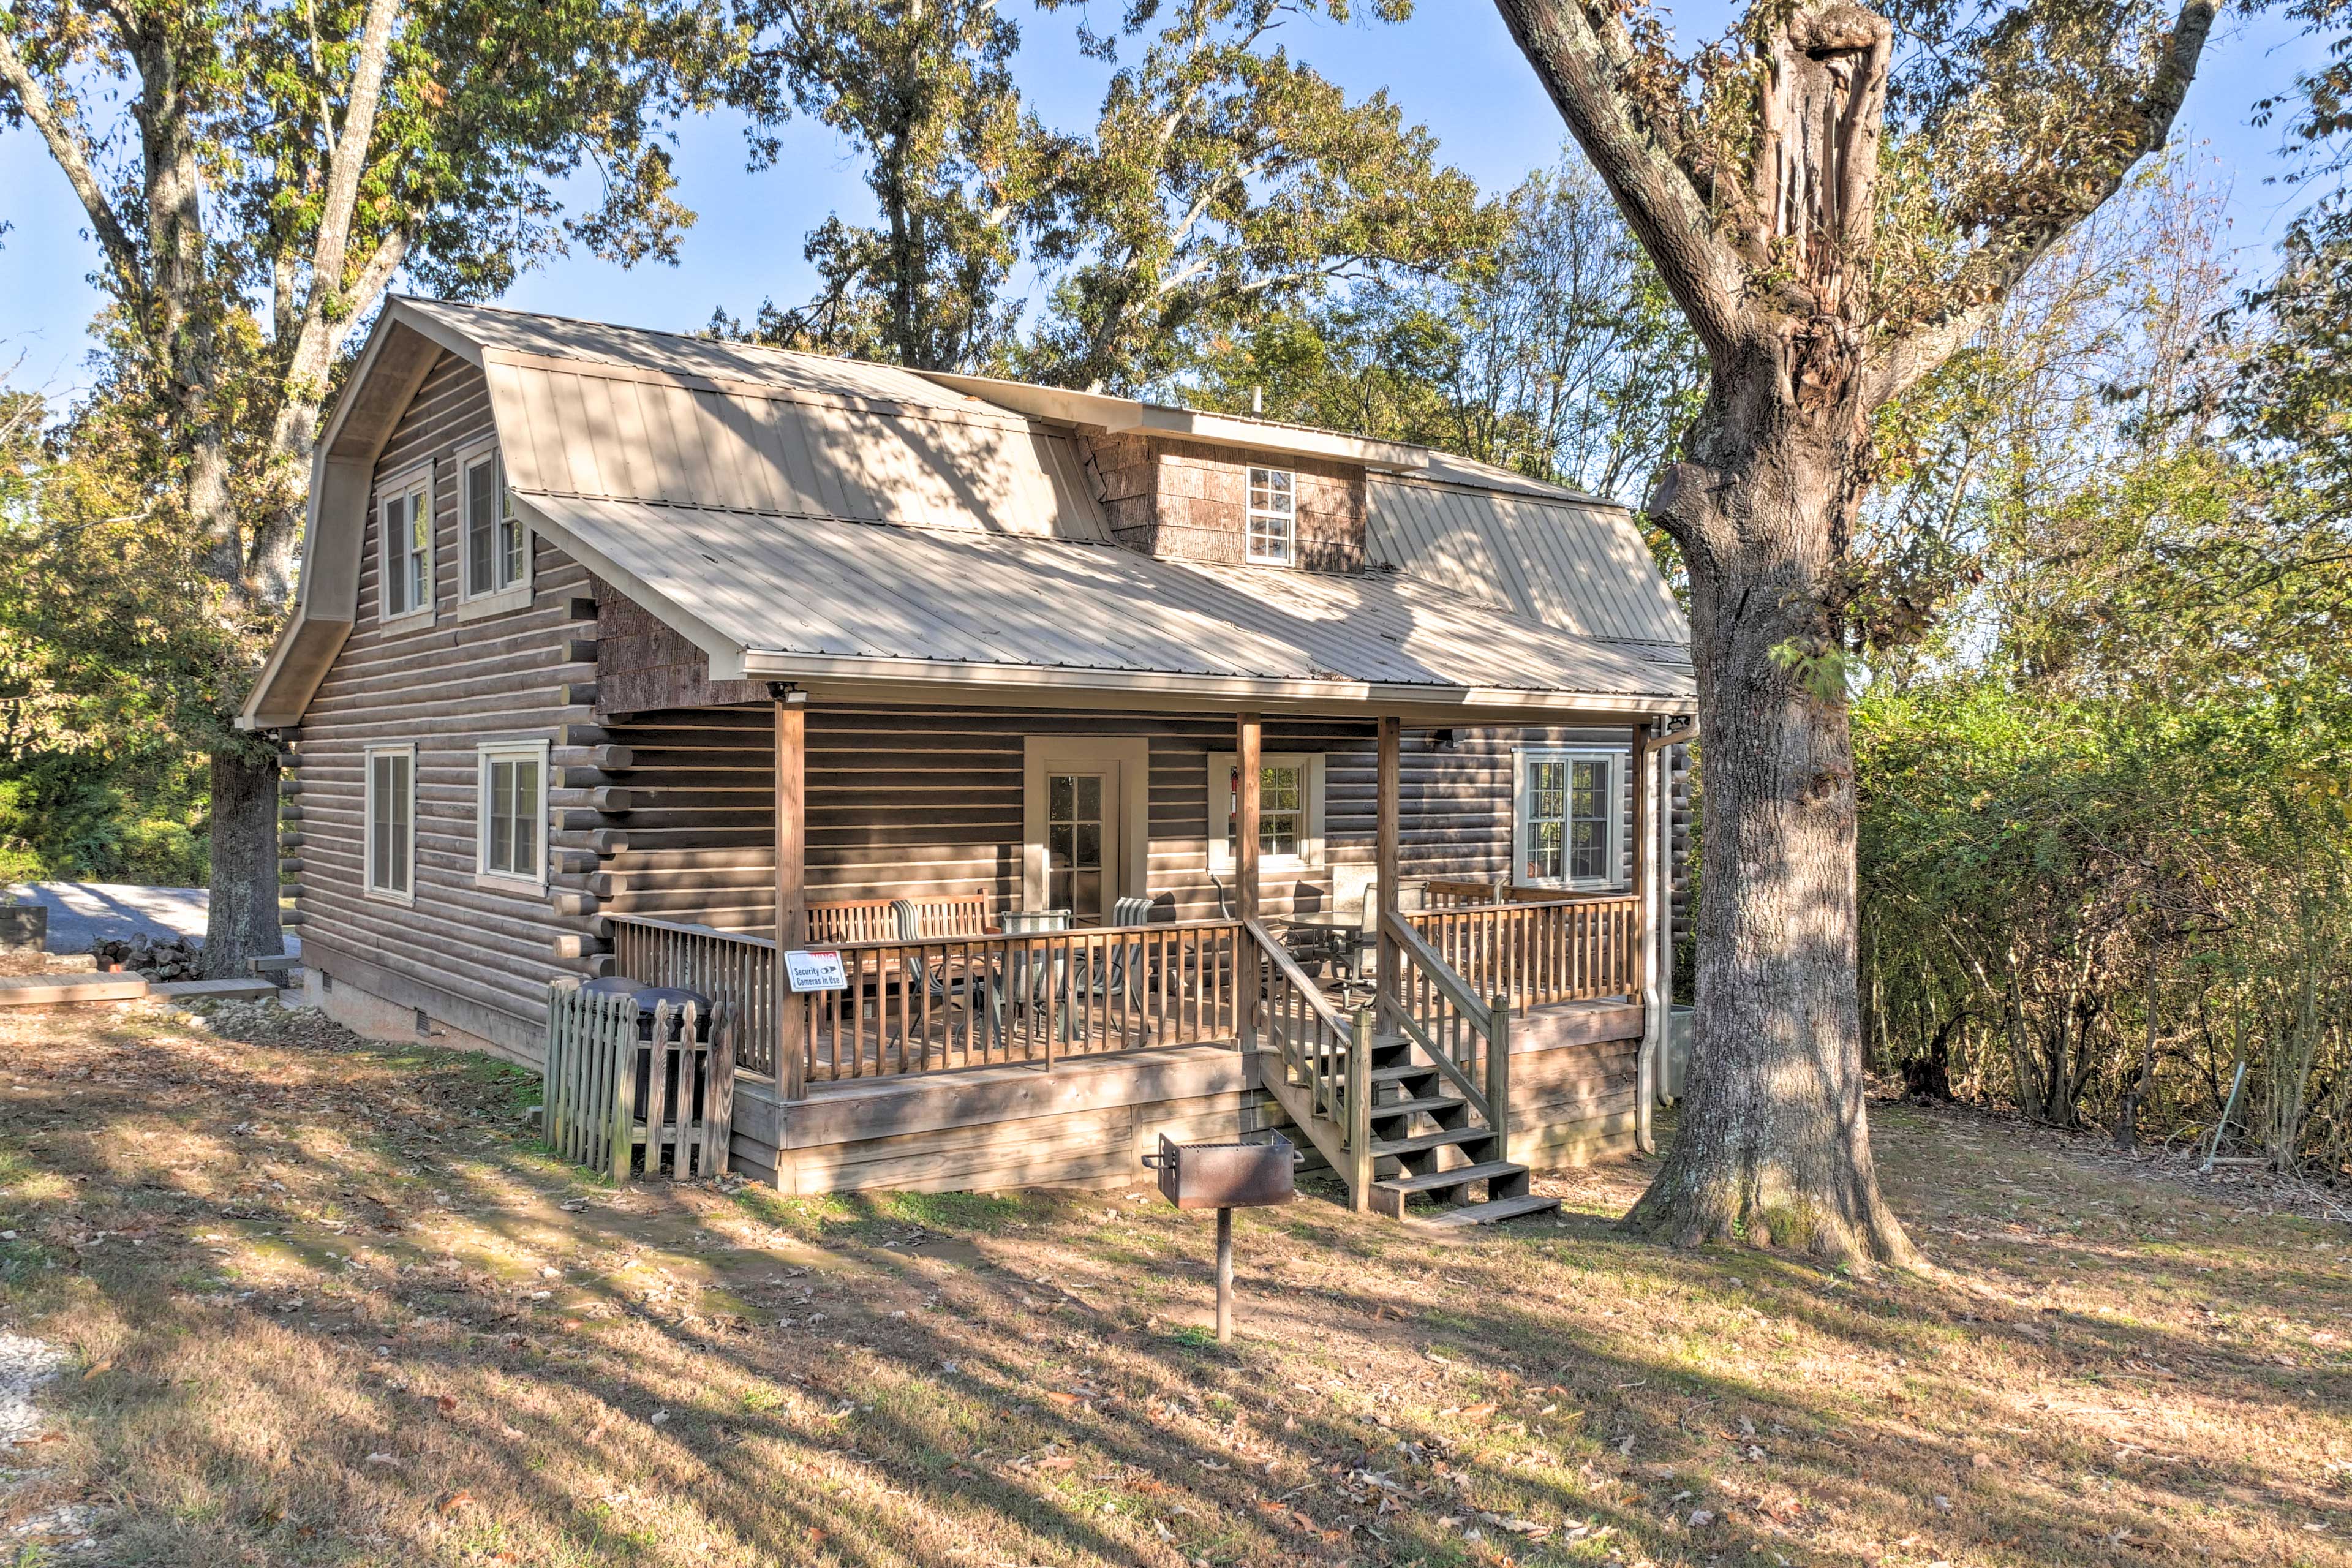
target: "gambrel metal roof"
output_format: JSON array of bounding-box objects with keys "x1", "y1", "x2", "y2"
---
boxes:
[{"x1": 240, "y1": 298, "x2": 1694, "y2": 728}]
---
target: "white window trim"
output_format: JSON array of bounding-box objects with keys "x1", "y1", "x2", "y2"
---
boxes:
[
  {"x1": 1207, "y1": 750, "x2": 1327, "y2": 873},
  {"x1": 1245, "y1": 466, "x2": 1296, "y2": 567},
  {"x1": 1512, "y1": 746, "x2": 1626, "y2": 892},
  {"x1": 377, "y1": 461, "x2": 436, "y2": 626},
  {"x1": 363, "y1": 742, "x2": 418, "y2": 907},
  {"x1": 456, "y1": 438, "x2": 533, "y2": 609},
  {"x1": 475, "y1": 739, "x2": 551, "y2": 891}
]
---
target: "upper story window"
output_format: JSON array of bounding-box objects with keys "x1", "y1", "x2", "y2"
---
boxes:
[
  {"x1": 379, "y1": 467, "x2": 434, "y2": 621},
  {"x1": 1246, "y1": 467, "x2": 1295, "y2": 566},
  {"x1": 1515, "y1": 748, "x2": 1623, "y2": 889},
  {"x1": 461, "y1": 445, "x2": 529, "y2": 600}
]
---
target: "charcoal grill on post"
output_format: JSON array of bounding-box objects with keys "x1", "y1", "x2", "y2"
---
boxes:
[{"x1": 1142, "y1": 1133, "x2": 1297, "y2": 1343}]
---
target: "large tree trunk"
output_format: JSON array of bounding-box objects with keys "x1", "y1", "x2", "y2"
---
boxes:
[
  {"x1": 200, "y1": 744, "x2": 284, "y2": 979},
  {"x1": 1625, "y1": 391, "x2": 1918, "y2": 1268}
]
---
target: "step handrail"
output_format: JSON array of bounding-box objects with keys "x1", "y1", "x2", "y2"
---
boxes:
[
  {"x1": 1381, "y1": 908, "x2": 1512, "y2": 1167},
  {"x1": 1383, "y1": 911, "x2": 1492, "y2": 1031},
  {"x1": 1245, "y1": 918, "x2": 1351, "y2": 1038}
]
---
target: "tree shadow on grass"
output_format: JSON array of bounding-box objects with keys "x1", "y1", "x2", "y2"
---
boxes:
[{"x1": 0, "y1": 1002, "x2": 2340, "y2": 1567}]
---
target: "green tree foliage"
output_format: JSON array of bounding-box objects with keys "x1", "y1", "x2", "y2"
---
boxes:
[
  {"x1": 720, "y1": 0, "x2": 1490, "y2": 386},
  {"x1": 0, "y1": 379, "x2": 210, "y2": 884},
  {"x1": 720, "y1": 0, "x2": 1047, "y2": 369},
  {"x1": 0, "y1": 0, "x2": 725, "y2": 967},
  {"x1": 1190, "y1": 157, "x2": 1705, "y2": 505},
  {"x1": 1852, "y1": 162, "x2": 2352, "y2": 1171},
  {"x1": 1020, "y1": 0, "x2": 1490, "y2": 394}
]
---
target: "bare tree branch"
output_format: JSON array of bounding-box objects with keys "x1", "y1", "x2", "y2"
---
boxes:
[
  {"x1": 1491, "y1": 0, "x2": 1749, "y2": 359},
  {"x1": 308, "y1": 0, "x2": 402, "y2": 311},
  {"x1": 1864, "y1": 0, "x2": 2217, "y2": 407},
  {"x1": 0, "y1": 28, "x2": 146, "y2": 311}
]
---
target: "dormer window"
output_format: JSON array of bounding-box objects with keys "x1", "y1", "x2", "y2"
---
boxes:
[
  {"x1": 461, "y1": 444, "x2": 529, "y2": 600},
  {"x1": 1246, "y1": 467, "x2": 1295, "y2": 566}
]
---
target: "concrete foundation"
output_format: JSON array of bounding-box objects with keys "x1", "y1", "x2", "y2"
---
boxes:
[{"x1": 303, "y1": 965, "x2": 533, "y2": 1068}]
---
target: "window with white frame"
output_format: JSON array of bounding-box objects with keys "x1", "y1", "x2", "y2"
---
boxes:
[
  {"x1": 1515, "y1": 748, "x2": 1623, "y2": 889},
  {"x1": 379, "y1": 468, "x2": 434, "y2": 620},
  {"x1": 1208, "y1": 750, "x2": 1326, "y2": 872},
  {"x1": 461, "y1": 446, "x2": 529, "y2": 599},
  {"x1": 476, "y1": 741, "x2": 548, "y2": 886},
  {"x1": 1245, "y1": 466, "x2": 1295, "y2": 565},
  {"x1": 364, "y1": 744, "x2": 416, "y2": 902}
]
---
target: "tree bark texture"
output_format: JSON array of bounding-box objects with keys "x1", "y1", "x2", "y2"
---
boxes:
[
  {"x1": 200, "y1": 745, "x2": 284, "y2": 980},
  {"x1": 1496, "y1": 0, "x2": 2211, "y2": 1266},
  {"x1": 1623, "y1": 361, "x2": 1915, "y2": 1267}
]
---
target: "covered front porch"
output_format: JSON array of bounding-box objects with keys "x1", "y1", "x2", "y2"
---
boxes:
[{"x1": 581, "y1": 696, "x2": 1686, "y2": 1216}]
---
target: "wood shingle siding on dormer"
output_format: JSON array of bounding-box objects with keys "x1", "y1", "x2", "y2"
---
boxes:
[{"x1": 1082, "y1": 434, "x2": 1365, "y2": 572}]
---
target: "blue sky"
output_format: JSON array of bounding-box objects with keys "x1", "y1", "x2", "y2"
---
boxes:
[{"x1": 0, "y1": 1, "x2": 2318, "y2": 404}]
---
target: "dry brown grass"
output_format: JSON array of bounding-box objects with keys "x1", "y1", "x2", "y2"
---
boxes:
[{"x1": 0, "y1": 999, "x2": 2345, "y2": 1567}]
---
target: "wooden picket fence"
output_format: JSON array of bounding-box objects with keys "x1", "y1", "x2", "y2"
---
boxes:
[{"x1": 542, "y1": 986, "x2": 736, "y2": 1182}]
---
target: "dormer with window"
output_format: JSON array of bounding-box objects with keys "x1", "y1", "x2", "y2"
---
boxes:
[{"x1": 1083, "y1": 436, "x2": 1366, "y2": 572}]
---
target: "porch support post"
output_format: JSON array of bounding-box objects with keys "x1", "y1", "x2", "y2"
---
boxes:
[
  {"x1": 1235, "y1": 712, "x2": 1261, "y2": 1056},
  {"x1": 774, "y1": 687, "x2": 808, "y2": 1102},
  {"x1": 1235, "y1": 713, "x2": 1261, "y2": 924},
  {"x1": 1374, "y1": 715, "x2": 1401, "y2": 1013},
  {"x1": 1633, "y1": 717, "x2": 1662, "y2": 1153}
]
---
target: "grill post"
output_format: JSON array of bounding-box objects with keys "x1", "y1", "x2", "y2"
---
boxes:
[{"x1": 1215, "y1": 1207, "x2": 1234, "y2": 1344}]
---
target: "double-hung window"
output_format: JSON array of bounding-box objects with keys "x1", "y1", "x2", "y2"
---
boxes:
[
  {"x1": 1514, "y1": 748, "x2": 1623, "y2": 889},
  {"x1": 461, "y1": 445, "x2": 529, "y2": 601},
  {"x1": 379, "y1": 467, "x2": 434, "y2": 621},
  {"x1": 364, "y1": 744, "x2": 416, "y2": 903},
  {"x1": 1208, "y1": 750, "x2": 1326, "y2": 873},
  {"x1": 1245, "y1": 467, "x2": 1295, "y2": 566},
  {"x1": 477, "y1": 741, "x2": 548, "y2": 888}
]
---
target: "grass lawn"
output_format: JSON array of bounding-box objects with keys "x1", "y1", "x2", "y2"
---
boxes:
[{"x1": 0, "y1": 998, "x2": 2345, "y2": 1567}]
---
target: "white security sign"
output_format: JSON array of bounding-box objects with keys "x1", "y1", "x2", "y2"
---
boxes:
[{"x1": 783, "y1": 948, "x2": 848, "y2": 993}]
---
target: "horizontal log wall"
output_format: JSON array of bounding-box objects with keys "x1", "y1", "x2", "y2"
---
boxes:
[
  {"x1": 589, "y1": 703, "x2": 1648, "y2": 933},
  {"x1": 288, "y1": 352, "x2": 597, "y2": 1058}
]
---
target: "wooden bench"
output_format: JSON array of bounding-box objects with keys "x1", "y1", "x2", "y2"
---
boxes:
[{"x1": 806, "y1": 894, "x2": 993, "y2": 945}]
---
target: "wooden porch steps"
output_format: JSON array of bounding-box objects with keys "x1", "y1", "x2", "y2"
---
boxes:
[
  {"x1": 1268, "y1": 1027, "x2": 1559, "y2": 1229},
  {"x1": 1404, "y1": 1192, "x2": 1561, "y2": 1229}
]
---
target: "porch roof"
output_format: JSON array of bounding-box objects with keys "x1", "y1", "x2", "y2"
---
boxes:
[{"x1": 514, "y1": 490, "x2": 1696, "y2": 716}]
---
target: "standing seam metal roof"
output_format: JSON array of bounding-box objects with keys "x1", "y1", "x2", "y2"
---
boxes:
[{"x1": 514, "y1": 491, "x2": 1695, "y2": 701}]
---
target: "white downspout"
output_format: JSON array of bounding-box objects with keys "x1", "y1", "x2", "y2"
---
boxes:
[{"x1": 1636, "y1": 720, "x2": 1665, "y2": 1153}]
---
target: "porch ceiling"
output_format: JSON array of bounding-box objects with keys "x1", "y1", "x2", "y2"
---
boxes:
[{"x1": 510, "y1": 491, "x2": 1698, "y2": 719}]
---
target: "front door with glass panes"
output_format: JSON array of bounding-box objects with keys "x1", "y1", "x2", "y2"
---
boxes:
[
  {"x1": 1044, "y1": 770, "x2": 1118, "y2": 924},
  {"x1": 1519, "y1": 753, "x2": 1618, "y2": 888}
]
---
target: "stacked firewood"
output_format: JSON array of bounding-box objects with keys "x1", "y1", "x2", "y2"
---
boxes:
[{"x1": 89, "y1": 935, "x2": 204, "y2": 979}]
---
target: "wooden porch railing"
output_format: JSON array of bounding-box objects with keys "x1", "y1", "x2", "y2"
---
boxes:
[
  {"x1": 805, "y1": 894, "x2": 991, "y2": 945},
  {"x1": 798, "y1": 920, "x2": 1241, "y2": 1084},
  {"x1": 609, "y1": 916, "x2": 782, "y2": 1076},
  {"x1": 608, "y1": 913, "x2": 1244, "y2": 1090},
  {"x1": 1402, "y1": 894, "x2": 1637, "y2": 1011}
]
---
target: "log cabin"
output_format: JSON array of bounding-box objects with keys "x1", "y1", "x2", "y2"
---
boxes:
[{"x1": 239, "y1": 297, "x2": 1696, "y2": 1223}]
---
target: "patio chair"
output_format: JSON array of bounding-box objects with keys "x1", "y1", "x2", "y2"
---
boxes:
[{"x1": 891, "y1": 897, "x2": 1002, "y2": 1054}]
